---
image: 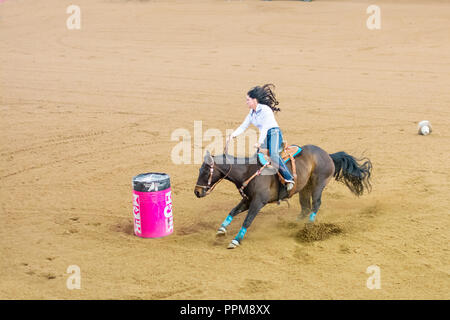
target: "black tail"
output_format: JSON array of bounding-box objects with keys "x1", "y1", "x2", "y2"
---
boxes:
[{"x1": 330, "y1": 152, "x2": 372, "y2": 196}]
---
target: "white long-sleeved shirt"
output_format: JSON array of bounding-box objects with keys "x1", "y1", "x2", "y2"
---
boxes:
[{"x1": 231, "y1": 104, "x2": 279, "y2": 145}]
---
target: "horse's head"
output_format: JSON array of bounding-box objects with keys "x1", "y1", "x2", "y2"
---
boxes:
[{"x1": 194, "y1": 151, "x2": 225, "y2": 198}]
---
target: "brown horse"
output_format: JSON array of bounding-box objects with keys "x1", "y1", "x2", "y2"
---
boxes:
[{"x1": 194, "y1": 145, "x2": 372, "y2": 249}]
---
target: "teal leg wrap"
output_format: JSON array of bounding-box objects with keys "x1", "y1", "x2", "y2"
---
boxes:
[
  {"x1": 234, "y1": 227, "x2": 247, "y2": 242},
  {"x1": 309, "y1": 212, "x2": 317, "y2": 222},
  {"x1": 221, "y1": 215, "x2": 233, "y2": 228}
]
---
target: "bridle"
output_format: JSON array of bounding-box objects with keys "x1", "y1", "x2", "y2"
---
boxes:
[{"x1": 195, "y1": 154, "x2": 233, "y2": 196}]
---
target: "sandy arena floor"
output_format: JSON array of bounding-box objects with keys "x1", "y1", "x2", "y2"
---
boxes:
[{"x1": 0, "y1": 0, "x2": 449, "y2": 299}]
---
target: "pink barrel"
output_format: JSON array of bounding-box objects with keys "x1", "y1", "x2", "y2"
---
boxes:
[{"x1": 132, "y1": 173, "x2": 173, "y2": 238}]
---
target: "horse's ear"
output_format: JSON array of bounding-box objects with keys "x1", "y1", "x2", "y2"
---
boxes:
[{"x1": 204, "y1": 150, "x2": 213, "y2": 165}]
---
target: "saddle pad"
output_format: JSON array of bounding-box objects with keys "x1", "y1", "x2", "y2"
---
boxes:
[{"x1": 257, "y1": 145, "x2": 302, "y2": 166}]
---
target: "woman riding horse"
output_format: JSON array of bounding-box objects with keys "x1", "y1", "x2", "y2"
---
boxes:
[
  {"x1": 229, "y1": 84, "x2": 295, "y2": 191},
  {"x1": 194, "y1": 85, "x2": 372, "y2": 249}
]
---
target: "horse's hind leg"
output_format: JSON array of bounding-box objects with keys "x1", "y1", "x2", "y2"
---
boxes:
[
  {"x1": 308, "y1": 175, "x2": 332, "y2": 223},
  {"x1": 217, "y1": 199, "x2": 249, "y2": 236},
  {"x1": 309, "y1": 184, "x2": 324, "y2": 222},
  {"x1": 297, "y1": 184, "x2": 312, "y2": 221}
]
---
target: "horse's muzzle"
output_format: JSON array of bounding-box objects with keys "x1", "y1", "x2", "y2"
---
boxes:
[{"x1": 194, "y1": 186, "x2": 207, "y2": 198}]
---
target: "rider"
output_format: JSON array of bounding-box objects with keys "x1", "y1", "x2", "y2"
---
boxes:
[{"x1": 229, "y1": 84, "x2": 295, "y2": 191}]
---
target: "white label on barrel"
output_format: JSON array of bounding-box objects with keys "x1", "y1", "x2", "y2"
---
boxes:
[
  {"x1": 164, "y1": 191, "x2": 173, "y2": 233},
  {"x1": 133, "y1": 194, "x2": 142, "y2": 235}
]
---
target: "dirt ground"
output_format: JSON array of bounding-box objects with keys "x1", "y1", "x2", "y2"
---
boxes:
[{"x1": 1, "y1": 0, "x2": 449, "y2": 300}]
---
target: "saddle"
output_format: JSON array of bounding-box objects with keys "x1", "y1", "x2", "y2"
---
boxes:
[
  {"x1": 239, "y1": 143, "x2": 302, "y2": 200},
  {"x1": 257, "y1": 144, "x2": 302, "y2": 166}
]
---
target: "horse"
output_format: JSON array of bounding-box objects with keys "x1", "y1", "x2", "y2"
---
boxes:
[{"x1": 194, "y1": 144, "x2": 372, "y2": 249}]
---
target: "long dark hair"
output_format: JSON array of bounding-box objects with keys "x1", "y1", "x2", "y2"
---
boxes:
[{"x1": 247, "y1": 84, "x2": 281, "y2": 112}]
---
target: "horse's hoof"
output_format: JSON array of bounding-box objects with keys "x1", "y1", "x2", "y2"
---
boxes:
[
  {"x1": 296, "y1": 213, "x2": 308, "y2": 221},
  {"x1": 227, "y1": 239, "x2": 240, "y2": 249},
  {"x1": 216, "y1": 227, "x2": 227, "y2": 236}
]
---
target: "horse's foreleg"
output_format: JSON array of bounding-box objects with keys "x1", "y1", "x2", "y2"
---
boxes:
[
  {"x1": 227, "y1": 198, "x2": 266, "y2": 249},
  {"x1": 216, "y1": 199, "x2": 249, "y2": 236}
]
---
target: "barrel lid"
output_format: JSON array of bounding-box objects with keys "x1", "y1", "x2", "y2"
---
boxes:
[{"x1": 133, "y1": 172, "x2": 170, "y2": 192}]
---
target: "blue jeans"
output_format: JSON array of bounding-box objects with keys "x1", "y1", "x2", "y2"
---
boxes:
[{"x1": 261, "y1": 127, "x2": 294, "y2": 182}]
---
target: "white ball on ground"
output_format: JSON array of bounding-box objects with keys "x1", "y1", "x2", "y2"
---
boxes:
[
  {"x1": 420, "y1": 126, "x2": 430, "y2": 135},
  {"x1": 418, "y1": 120, "x2": 432, "y2": 136}
]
